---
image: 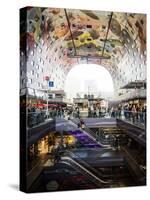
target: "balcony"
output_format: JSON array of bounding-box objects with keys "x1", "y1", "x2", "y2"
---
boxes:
[{"x1": 117, "y1": 89, "x2": 146, "y2": 101}]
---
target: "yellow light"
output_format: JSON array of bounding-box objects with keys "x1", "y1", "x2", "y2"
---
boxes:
[{"x1": 67, "y1": 135, "x2": 75, "y2": 145}]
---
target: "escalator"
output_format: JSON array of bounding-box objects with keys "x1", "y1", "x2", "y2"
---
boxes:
[
  {"x1": 90, "y1": 127, "x2": 126, "y2": 146},
  {"x1": 60, "y1": 150, "x2": 111, "y2": 187},
  {"x1": 69, "y1": 119, "x2": 111, "y2": 148},
  {"x1": 30, "y1": 149, "x2": 138, "y2": 192},
  {"x1": 121, "y1": 147, "x2": 146, "y2": 185}
]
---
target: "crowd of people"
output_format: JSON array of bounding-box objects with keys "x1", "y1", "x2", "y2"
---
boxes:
[
  {"x1": 110, "y1": 104, "x2": 146, "y2": 125},
  {"x1": 88, "y1": 107, "x2": 107, "y2": 118},
  {"x1": 27, "y1": 104, "x2": 73, "y2": 127},
  {"x1": 27, "y1": 101, "x2": 146, "y2": 128},
  {"x1": 27, "y1": 104, "x2": 46, "y2": 127},
  {"x1": 74, "y1": 103, "x2": 146, "y2": 125}
]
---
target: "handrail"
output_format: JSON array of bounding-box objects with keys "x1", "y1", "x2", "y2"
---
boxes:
[
  {"x1": 72, "y1": 110, "x2": 146, "y2": 128},
  {"x1": 62, "y1": 150, "x2": 112, "y2": 182},
  {"x1": 97, "y1": 128, "x2": 117, "y2": 145},
  {"x1": 70, "y1": 119, "x2": 111, "y2": 148},
  {"x1": 60, "y1": 156, "x2": 109, "y2": 185},
  {"x1": 27, "y1": 110, "x2": 54, "y2": 128},
  {"x1": 121, "y1": 147, "x2": 146, "y2": 182},
  {"x1": 121, "y1": 147, "x2": 145, "y2": 172}
]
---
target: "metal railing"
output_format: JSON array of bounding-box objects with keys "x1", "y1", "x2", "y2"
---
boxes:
[
  {"x1": 27, "y1": 110, "x2": 54, "y2": 128},
  {"x1": 26, "y1": 107, "x2": 146, "y2": 130},
  {"x1": 60, "y1": 150, "x2": 111, "y2": 186},
  {"x1": 72, "y1": 110, "x2": 146, "y2": 129},
  {"x1": 27, "y1": 109, "x2": 70, "y2": 128},
  {"x1": 116, "y1": 111, "x2": 146, "y2": 129},
  {"x1": 27, "y1": 111, "x2": 46, "y2": 128},
  {"x1": 63, "y1": 150, "x2": 113, "y2": 179},
  {"x1": 121, "y1": 147, "x2": 146, "y2": 184}
]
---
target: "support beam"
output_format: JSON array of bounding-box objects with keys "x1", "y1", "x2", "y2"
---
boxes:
[
  {"x1": 64, "y1": 9, "x2": 79, "y2": 64},
  {"x1": 100, "y1": 12, "x2": 113, "y2": 64}
]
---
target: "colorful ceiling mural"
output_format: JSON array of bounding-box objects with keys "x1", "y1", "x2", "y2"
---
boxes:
[{"x1": 20, "y1": 7, "x2": 146, "y2": 72}]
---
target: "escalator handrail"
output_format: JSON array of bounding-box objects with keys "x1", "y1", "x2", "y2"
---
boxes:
[
  {"x1": 82, "y1": 127, "x2": 111, "y2": 147},
  {"x1": 60, "y1": 156, "x2": 109, "y2": 184},
  {"x1": 62, "y1": 150, "x2": 111, "y2": 183},
  {"x1": 60, "y1": 160, "x2": 102, "y2": 187},
  {"x1": 84, "y1": 127, "x2": 114, "y2": 145},
  {"x1": 64, "y1": 150, "x2": 103, "y2": 176},
  {"x1": 70, "y1": 119, "x2": 111, "y2": 148},
  {"x1": 121, "y1": 147, "x2": 146, "y2": 176}
]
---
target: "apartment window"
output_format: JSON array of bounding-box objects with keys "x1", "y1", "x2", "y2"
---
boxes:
[
  {"x1": 21, "y1": 51, "x2": 24, "y2": 56},
  {"x1": 36, "y1": 36, "x2": 40, "y2": 41},
  {"x1": 21, "y1": 61, "x2": 24, "y2": 67},
  {"x1": 135, "y1": 75, "x2": 138, "y2": 80},
  {"x1": 26, "y1": 45, "x2": 29, "y2": 52},
  {"x1": 20, "y1": 70, "x2": 23, "y2": 76},
  {"x1": 38, "y1": 57, "x2": 41, "y2": 63},
  {"x1": 140, "y1": 63, "x2": 142, "y2": 69},
  {"x1": 38, "y1": 48, "x2": 42, "y2": 53},
  {"x1": 46, "y1": 46, "x2": 49, "y2": 51},
  {"x1": 131, "y1": 44, "x2": 135, "y2": 49},
  {"x1": 31, "y1": 70, "x2": 34, "y2": 75},
  {"x1": 36, "y1": 64, "x2": 39, "y2": 69},
  {"x1": 47, "y1": 34, "x2": 50, "y2": 39},
  {"x1": 22, "y1": 78, "x2": 25, "y2": 84},
  {"x1": 28, "y1": 78, "x2": 32, "y2": 84},
  {"x1": 30, "y1": 50, "x2": 34, "y2": 56},
  {"x1": 130, "y1": 29, "x2": 135, "y2": 35},
  {"x1": 135, "y1": 67, "x2": 138, "y2": 73},
  {"x1": 36, "y1": 73, "x2": 39, "y2": 78},
  {"x1": 41, "y1": 39, "x2": 44, "y2": 46},
  {"x1": 31, "y1": 60, "x2": 34, "y2": 66},
  {"x1": 34, "y1": 43, "x2": 37, "y2": 48},
  {"x1": 127, "y1": 38, "x2": 130, "y2": 43}
]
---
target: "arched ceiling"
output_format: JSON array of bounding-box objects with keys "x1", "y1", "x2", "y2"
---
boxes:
[{"x1": 20, "y1": 7, "x2": 146, "y2": 82}]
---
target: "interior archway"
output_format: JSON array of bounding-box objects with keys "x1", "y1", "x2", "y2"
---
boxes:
[
  {"x1": 20, "y1": 7, "x2": 146, "y2": 100},
  {"x1": 64, "y1": 64, "x2": 114, "y2": 101}
]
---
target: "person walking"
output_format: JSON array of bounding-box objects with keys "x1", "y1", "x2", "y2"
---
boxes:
[
  {"x1": 132, "y1": 105, "x2": 137, "y2": 123},
  {"x1": 80, "y1": 119, "x2": 85, "y2": 129}
]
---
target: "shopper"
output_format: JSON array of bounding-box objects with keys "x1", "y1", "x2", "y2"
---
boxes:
[
  {"x1": 132, "y1": 105, "x2": 137, "y2": 123},
  {"x1": 80, "y1": 119, "x2": 85, "y2": 129}
]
